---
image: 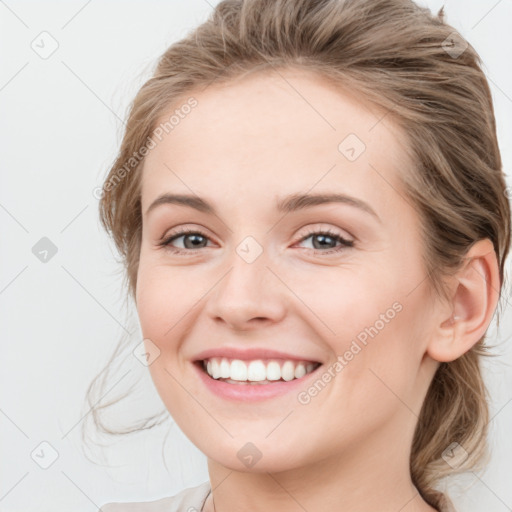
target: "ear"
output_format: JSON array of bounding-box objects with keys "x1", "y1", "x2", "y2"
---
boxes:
[{"x1": 426, "y1": 239, "x2": 501, "y2": 363}]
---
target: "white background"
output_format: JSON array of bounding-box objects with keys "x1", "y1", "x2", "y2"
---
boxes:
[{"x1": 1, "y1": 1, "x2": 511, "y2": 511}]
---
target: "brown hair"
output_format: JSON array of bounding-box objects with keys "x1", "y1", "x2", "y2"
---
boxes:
[{"x1": 83, "y1": 0, "x2": 511, "y2": 508}]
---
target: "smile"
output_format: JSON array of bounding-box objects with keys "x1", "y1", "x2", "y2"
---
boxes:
[
  {"x1": 201, "y1": 357, "x2": 320, "y2": 384},
  {"x1": 192, "y1": 356, "x2": 323, "y2": 402}
]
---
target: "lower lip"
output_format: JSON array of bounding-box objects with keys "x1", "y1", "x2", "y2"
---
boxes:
[{"x1": 192, "y1": 361, "x2": 322, "y2": 402}]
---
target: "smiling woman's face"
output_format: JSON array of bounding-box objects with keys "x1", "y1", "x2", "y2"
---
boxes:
[{"x1": 135, "y1": 67, "x2": 441, "y2": 473}]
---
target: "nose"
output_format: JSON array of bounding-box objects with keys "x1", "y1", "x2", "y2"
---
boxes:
[{"x1": 204, "y1": 254, "x2": 287, "y2": 332}]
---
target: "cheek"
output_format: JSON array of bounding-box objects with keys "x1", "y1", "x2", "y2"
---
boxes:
[
  {"x1": 303, "y1": 262, "x2": 426, "y2": 395},
  {"x1": 326, "y1": 291, "x2": 429, "y2": 425},
  {"x1": 135, "y1": 264, "x2": 201, "y2": 421},
  {"x1": 135, "y1": 266, "x2": 189, "y2": 372},
  {"x1": 136, "y1": 260, "x2": 195, "y2": 333},
  {"x1": 289, "y1": 264, "x2": 404, "y2": 349}
]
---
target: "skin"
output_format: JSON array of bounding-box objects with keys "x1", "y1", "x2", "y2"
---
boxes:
[{"x1": 135, "y1": 67, "x2": 499, "y2": 512}]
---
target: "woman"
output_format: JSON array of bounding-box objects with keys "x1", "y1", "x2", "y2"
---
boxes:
[{"x1": 92, "y1": 0, "x2": 511, "y2": 510}]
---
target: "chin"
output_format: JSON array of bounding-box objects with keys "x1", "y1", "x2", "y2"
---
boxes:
[{"x1": 199, "y1": 435, "x2": 318, "y2": 474}]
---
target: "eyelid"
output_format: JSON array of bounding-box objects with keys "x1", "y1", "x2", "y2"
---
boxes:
[
  {"x1": 160, "y1": 224, "x2": 215, "y2": 242},
  {"x1": 160, "y1": 222, "x2": 354, "y2": 240},
  {"x1": 295, "y1": 224, "x2": 354, "y2": 243}
]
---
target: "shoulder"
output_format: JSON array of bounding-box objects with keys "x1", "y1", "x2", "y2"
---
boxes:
[{"x1": 100, "y1": 481, "x2": 211, "y2": 512}]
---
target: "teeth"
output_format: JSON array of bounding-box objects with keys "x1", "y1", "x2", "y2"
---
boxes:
[
  {"x1": 266, "y1": 361, "x2": 281, "y2": 381},
  {"x1": 220, "y1": 358, "x2": 231, "y2": 378},
  {"x1": 202, "y1": 358, "x2": 319, "y2": 382},
  {"x1": 247, "y1": 360, "x2": 267, "y2": 381},
  {"x1": 230, "y1": 359, "x2": 247, "y2": 381},
  {"x1": 294, "y1": 363, "x2": 306, "y2": 379},
  {"x1": 281, "y1": 361, "x2": 295, "y2": 381}
]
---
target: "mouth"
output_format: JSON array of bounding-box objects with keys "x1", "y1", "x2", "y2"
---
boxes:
[{"x1": 194, "y1": 357, "x2": 322, "y2": 385}]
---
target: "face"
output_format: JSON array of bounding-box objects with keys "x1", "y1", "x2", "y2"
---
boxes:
[{"x1": 135, "y1": 68, "x2": 440, "y2": 473}]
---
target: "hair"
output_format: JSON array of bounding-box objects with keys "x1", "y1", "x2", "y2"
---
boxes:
[{"x1": 83, "y1": 0, "x2": 511, "y2": 508}]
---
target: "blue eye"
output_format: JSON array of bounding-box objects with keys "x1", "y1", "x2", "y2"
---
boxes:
[
  {"x1": 297, "y1": 229, "x2": 354, "y2": 254},
  {"x1": 159, "y1": 227, "x2": 354, "y2": 256},
  {"x1": 160, "y1": 228, "x2": 211, "y2": 254}
]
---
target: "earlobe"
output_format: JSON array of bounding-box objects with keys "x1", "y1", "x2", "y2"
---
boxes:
[{"x1": 426, "y1": 239, "x2": 500, "y2": 363}]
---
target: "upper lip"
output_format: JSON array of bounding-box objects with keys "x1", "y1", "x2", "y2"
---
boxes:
[{"x1": 193, "y1": 347, "x2": 323, "y2": 363}]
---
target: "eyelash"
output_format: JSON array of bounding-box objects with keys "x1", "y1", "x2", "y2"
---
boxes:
[{"x1": 158, "y1": 226, "x2": 354, "y2": 256}]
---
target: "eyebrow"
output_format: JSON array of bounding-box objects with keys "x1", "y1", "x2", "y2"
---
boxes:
[{"x1": 145, "y1": 192, "x2": 381, "y2": 222}]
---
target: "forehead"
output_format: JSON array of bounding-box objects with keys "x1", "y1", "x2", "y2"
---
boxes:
[{"x1": 140, "y1": 67, "x2": 411, "y2": 212}]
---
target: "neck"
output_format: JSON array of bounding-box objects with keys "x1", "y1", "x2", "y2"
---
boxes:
[{"x1": 203, "y1": 416, "x2": 438, "y2": 512}]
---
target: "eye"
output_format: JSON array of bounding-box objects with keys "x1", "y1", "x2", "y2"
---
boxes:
[
  {"x1": 295, "y1": 228, "x2": 354, "y2": 255},
  {"x1": 158, "y1": 226, "x2": 354, "y2": 256},
  {"x1": 159, "y1": 227, "x2": 212, "y2": 254}
]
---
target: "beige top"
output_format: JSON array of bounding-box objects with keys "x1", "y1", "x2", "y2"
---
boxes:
[{"x1": 100, "y1": 482, "x2": 457, "y2": 512}]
